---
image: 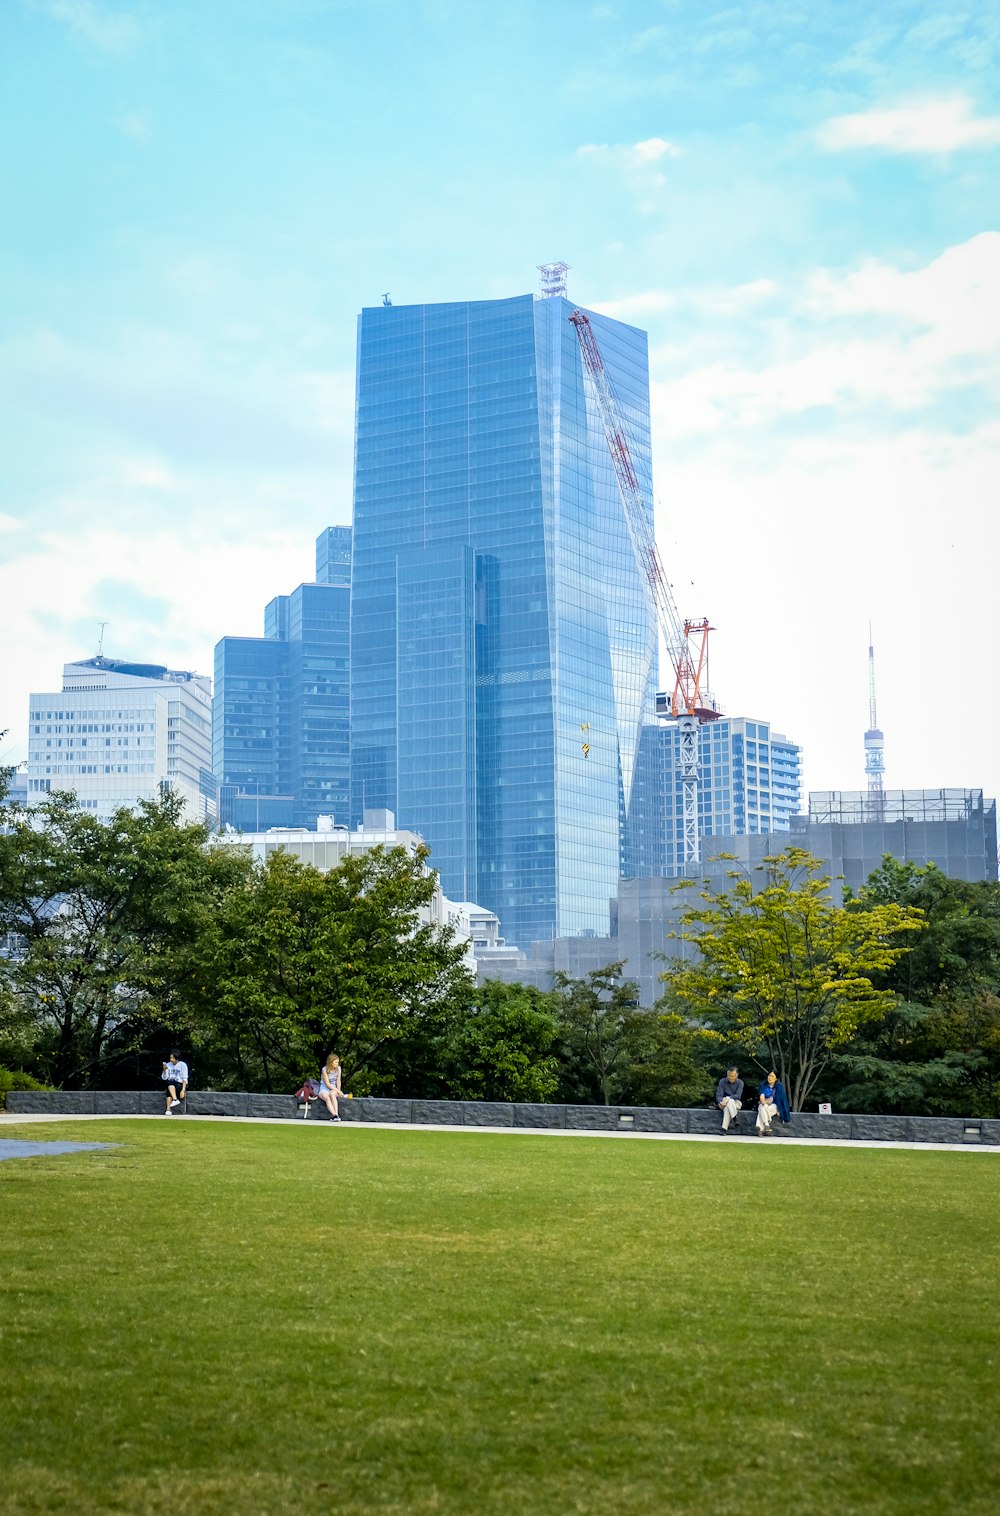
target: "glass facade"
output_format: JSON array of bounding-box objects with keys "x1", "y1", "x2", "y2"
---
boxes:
[
  {"x1": 214, "y1": 528, "x2": 351, "y2": 832},
  {"x1": 625, "y1": 714, "x2": 803, "y2": 877},
  {"x1": 350, "y1": 294, "x2": 657, "y2": 946}
]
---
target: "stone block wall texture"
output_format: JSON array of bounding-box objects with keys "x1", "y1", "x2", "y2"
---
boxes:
[{"x1": 6, "y1": 1091, "x2": 1000, "y2": 1145}]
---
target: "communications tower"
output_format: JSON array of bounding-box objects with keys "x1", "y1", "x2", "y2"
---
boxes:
[{"x1": 865, "y1": 625, "x2": 885, "y2": 818}]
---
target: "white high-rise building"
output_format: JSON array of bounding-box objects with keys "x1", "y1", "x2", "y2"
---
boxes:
[
  {"x1": 627, "y1": 708, "x2": 803, "y2": 878},
  {"x1": 27, "y1": 657, "x2": 216, "y2": 823}
]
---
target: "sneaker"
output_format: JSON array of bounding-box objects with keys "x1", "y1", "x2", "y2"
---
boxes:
[
  {"x1": 332, "y1": 1116, "x2": 342, "y2": 1123},
  {"x1": 170, "y1": 1098, "x2": 181, "y2": 1109},
  {"x1": 165, "y1": 1109, "x2": 173, "y2": 1116}
]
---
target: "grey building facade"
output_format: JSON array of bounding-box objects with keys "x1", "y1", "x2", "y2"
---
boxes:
[{"x1": 479, "y1": 788, "x2": 998, "y2": 1006}]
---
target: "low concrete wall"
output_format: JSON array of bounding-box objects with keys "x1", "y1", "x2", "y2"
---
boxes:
[{"x1": 6, "y1": 1089, "x2": 999, "y2": 1145}]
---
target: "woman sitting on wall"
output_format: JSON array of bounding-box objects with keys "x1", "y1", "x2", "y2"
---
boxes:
[{"x1": 756, "y1": 1070, "x2": 791, "y2": 1135}]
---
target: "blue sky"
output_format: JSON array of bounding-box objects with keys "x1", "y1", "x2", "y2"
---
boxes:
[{"x1": 2, "y1": 0, "x2": 998, "y2": 814}]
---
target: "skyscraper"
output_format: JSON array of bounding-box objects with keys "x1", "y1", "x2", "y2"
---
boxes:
[
  {"x1": 350, "y1": 292, "x2": 657, "y2": 946},
  {"x1": 214, "y1": 527, "x2": 351, "y2": 831}
]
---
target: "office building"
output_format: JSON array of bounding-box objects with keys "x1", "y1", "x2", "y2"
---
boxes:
[
  {"x1": 214, "y1": 527, "x2": 351, "y2": 832},
  {"x1": 350, "y1": 292, "x2": 657, "y2": 946},
  {"x1": 627, "y1": 711, "x2": 803, "y2": 878},
  {"x1": 26, "y1": 657, "x2": 215, "y2": 822}
]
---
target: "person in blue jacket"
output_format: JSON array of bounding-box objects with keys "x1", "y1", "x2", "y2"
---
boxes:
[{"x1": 755, "y1": 1070, "x2": 791, "y2": 1135}]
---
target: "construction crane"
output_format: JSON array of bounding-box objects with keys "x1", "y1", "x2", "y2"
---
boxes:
[{"x1": 569, "y1": 307, "x2": 719, "y2": 866}]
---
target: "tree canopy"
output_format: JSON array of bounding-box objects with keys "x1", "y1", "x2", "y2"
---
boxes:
[
  {"x1": 828, "y1": 859, "x2": 1000, "y2": 1116},
  {"x1": 662, "y1": 847, "x2": 924, "y2": 1111}
]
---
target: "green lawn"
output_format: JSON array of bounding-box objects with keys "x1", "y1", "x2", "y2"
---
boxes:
[{"x1": 1, "y1": 1120, "x2": 997, "y2": 1515}]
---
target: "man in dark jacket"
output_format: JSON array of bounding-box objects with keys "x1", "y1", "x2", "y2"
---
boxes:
[{"x1": 715, "y1": 1068, "x2": 744, "y2": 1133}]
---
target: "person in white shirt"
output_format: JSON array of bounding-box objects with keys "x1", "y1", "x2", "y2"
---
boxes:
[{"x1": 162, "y1": 1052, "x2": 189, "y2": 1115}]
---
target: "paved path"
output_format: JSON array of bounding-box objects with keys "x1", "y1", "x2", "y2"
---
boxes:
[{"x1": 1, "y1": 1109, "x2": 996, "y2": 1155}]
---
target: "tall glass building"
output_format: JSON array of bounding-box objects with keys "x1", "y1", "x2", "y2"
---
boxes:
[
  {"x1": 214, "y1": 527, "x2": 351, "y2": 832},
  {"x1": 350, "y1": 293, "x2": 657, "y2": 946}
]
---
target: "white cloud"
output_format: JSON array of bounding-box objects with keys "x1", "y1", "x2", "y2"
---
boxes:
[
  {"x1": 596, "y1": 277, "x2": 777, "y2": 327},
  {"x1": 0, "y1": 508, "x2": 340, "y2": 765},
  {"x1": 33, "y1": 0, "x2": 142, "y2": 52},
  {"x1": 629, "y1": 137, "x2": 683, "y2": 163},
  {"x1": 115, "y1": 111, "x2": 150, "y2": 142},
  {"x1": 577, "y1": 137, "x2": 683, "y2": 196},
  {"x1": 0, "y1": 326, "x2": 356, "y2": 472},
  {"x1": 817, "y1": 96, "x2": 1000, "y2": 154},
  {"x1": 650, "y1": 420, "x2": 1000, "y2": 800},
  {"x1": 577, "y1": 137, "x2": 683, "y2": 166},
  {"x1": 591, "y1": 290, "x2": 679, "y2": 322},
  {"x1": 649, "y1": 234, "x2": 1000, "y2": 437}
]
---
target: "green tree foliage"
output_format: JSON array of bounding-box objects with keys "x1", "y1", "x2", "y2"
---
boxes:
[
  {"x1": 553, "y1": 963, "x2": 710, "y2": 1108},
  {"x1": 0, "y1": 790, "x2": 224, "y2": 1088},
  {"x1": 662, "y1": 847, "x2": 924, "y2": 1111},
  {"x1": 435, "y1": 980, "x2": 561, "y2": 1102},
  {"x1": 831, "y1": 860, "x2": 1000, "y2": 1115},
  {"x1": 182, "y1": 844, "x2": 473, "y2": 1092}
]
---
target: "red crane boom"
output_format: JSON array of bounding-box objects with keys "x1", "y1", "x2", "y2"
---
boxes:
[
  {"x1": 568, "y1": 310, "x2": 717, "y2": 721},
  {"x1": 570, "y1": 307, "x2": 719, "y2": 866}
]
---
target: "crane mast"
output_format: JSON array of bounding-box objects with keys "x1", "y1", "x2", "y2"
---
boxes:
[{"x1": 569, "y1": 307, "x2": 718, "y2": 866}]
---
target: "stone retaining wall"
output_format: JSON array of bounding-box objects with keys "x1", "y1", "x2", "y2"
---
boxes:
[{"x1": 6, "y1": 1090, "x2": 999, "y2": 1145}]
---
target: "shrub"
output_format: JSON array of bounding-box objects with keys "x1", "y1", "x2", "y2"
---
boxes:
[{"x1": 0, "y1": 1067, "x2": 52, "y2": 1109}]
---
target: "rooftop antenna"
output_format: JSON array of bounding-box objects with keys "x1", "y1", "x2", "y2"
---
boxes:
[
  {"x1": 97, "y1": 622, "x2": 109, "y2": 658},
  {"x1": 382, "y1": 292, "x2": 393, "y2": 306},
  {"x1": 537, "y1": 261, "x2": 570, "y2": 298},
  {"x1": 864, "y1": 623, "x2": 885, "y2": 819}
]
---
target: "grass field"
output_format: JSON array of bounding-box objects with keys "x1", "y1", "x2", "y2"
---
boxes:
[{"x1": 1, "y1": 1120, "x2": 998, "y2": 1515}]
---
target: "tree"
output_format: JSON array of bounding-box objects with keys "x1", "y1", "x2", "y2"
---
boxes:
[
  {"x1": 662, "y1": 847, "x2": 924, "y2": 1111},
  {"x1": 552, "y1": 963, "x2": 709, "y2": 1107},
  {"x1": 0, "y1": 790, "x2": 225, "y2": 1088},
  {"x1": 182, "y1": 844, "x2": 473, "y2": 1092},
  {"x1": 435, "y1": 980, "x2": 561, "y2": 1102},
  {"x1": 828, "y1": 859, "x2": 1000, "y2": 1116},
  {"x1": 553, "y1": 964, "x2": 639, "y2": 1105}
]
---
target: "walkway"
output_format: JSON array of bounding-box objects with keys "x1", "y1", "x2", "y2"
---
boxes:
[{"x1": 1, "y1": 1110, "x2": 996, "y2": 1155}]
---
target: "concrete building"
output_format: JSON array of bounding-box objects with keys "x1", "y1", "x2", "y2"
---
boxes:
[
  {"x1": 26, "y1": 657, "x2": 215, "y2": 823},
  {"x1": 798, "y1": 789, "x2": 998, "y2": 891},
  {"x1": 482, "y1": 787, "x2": 998, "y2": 1006},
  {"x1": 212, "y1": 810, "x2": 498, "y2": 975},
  {"x1": 214, "y1": 527, "x2": 351, "y2": 832},
  {"x1": 349, "y1": 289, "x2": 658, "y2": 947}
]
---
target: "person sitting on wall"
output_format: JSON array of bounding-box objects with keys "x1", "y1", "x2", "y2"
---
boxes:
[
  {"x1": 755, "y1": 1070, "x2": 791, "y2": 1135},
  {"x1": 318, "y1": 1053, "x2": 345, "y2": 1122},
  {"x1": 162, "y1": 1051, "x2": 188, "y2": 1116},
  {"x1": 715, "y1": 1067, "x2": 744, "y2": 1133}
]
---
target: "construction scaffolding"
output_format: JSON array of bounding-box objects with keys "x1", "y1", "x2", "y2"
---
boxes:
[{"x1": 808, "y1": 789, "x2": 988, "y2": 825}]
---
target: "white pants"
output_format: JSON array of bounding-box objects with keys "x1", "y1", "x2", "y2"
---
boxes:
[
  {"x1": 720, "y1": 1097, "x2": 742, "y2": 1130},
  {"x1": 756, "y1": 1100, "x2": 778, "y2": 1132}
]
